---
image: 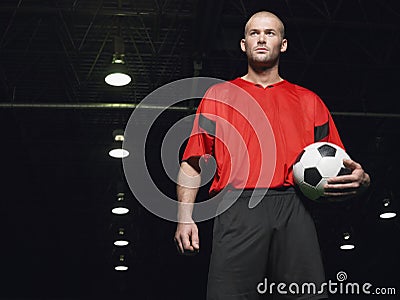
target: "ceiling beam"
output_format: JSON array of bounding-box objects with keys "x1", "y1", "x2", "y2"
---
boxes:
[
  {"x1": 1, "y1": 102, "x2": 400, "y2": 118},
  {"x1": 0, "y1": 6, "x2": 192, "y2": 18},
  {"x1": 220, "y1": 15, "x2": 400, "y2": 31}
]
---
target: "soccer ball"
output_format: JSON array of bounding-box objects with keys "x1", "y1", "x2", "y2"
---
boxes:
[{"x1": 293, "y1": 142, "x2": 351, "y2": 201}]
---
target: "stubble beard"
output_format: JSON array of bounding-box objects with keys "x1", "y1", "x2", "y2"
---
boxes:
[{"x1": 248, "y1": 52, "x2": 280, "y2": 72}]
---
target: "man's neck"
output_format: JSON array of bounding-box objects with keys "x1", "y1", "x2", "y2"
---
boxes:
[{"x1": 241, "y1": 65, "x2": 283, "y2": 88}]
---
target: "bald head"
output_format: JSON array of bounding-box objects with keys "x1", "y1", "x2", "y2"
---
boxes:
[{"x1": 244, "y1": 11, "x2": 285, "y2": 38}]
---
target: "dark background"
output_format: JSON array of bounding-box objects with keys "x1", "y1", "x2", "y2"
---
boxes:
[{"x1": 0, "y1": 0, "x2": 399, "y2": 299}]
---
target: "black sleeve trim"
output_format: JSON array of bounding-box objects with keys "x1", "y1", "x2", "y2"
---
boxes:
[
  {"x1": 199, "y1": 113, "x2": 216, "y2": 136},
  {"x1": 314, "y1": 121, "x2": 329, "y2": 142},
  {"x1": 181, "y1": 156, "x2": 201, "y2": 173}
]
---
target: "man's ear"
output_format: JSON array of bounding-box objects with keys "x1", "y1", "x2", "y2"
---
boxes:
[
  {"x1": 240, "y1": 38, "x2": 246, "y2": 52},
  {"x1": 280, "y1": 39, "x2": 288, "y2": 53}
]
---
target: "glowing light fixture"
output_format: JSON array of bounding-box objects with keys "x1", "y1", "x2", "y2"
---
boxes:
[
  {"x1": 105, "y1": 36, "x2": 131, "y2": 87},
  {"x1": 114, "y1": 227, "x2": 130, "y2": 247},
  {"x1": 380, "y1": 198, "x2": 397, "y2": 219},
  {"x1": 114, "y1": 240, "x2": 129, "y2": 247},
  {"x1": 340, "y1": 232, "x2": 355, "y2": 250},
  {"x1": 114, "y1": 254, "x2": 129, "y2": 271},
  {"x1": 111, "y1": 207, "x2": 129, "y2": 215},
  {"x1": 111, "y1": 192, "x2": 130, "y2": 215},
  {"x1": 109, "y1": 129, "x2": 129, "y2": 158},
  {"x1": 109, "y1": 148, "x2": 129, "y2": 159}
]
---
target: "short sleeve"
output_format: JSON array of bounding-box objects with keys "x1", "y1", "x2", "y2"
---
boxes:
[
  {"x1": 314, "y1": 95, "x2": 345, "y2": 149},
  {"x1": 181, "y1": 87, "x2": 217, "y2": 161}
]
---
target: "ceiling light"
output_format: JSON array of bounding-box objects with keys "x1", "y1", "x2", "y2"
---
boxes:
[
  {"x1": 109, "y1": 148, "x2": 129, "y2": 158},
  {"x1": 340, "y1": 232, "x2": 355, "y2": 250},
  {"x1": 105, "y1": 36, "x2": 131, "y2": 87},
  {"x1": 113, "y1": 228, "x2": 130, "y2": 247},
  {"x1": 380, "y1": 212, "x2": 397, "y2": 219},
  {"x1": 109, "y1": 129, "x2": 129, "y2": 158},
  {"x1": 340, "y1": 244, "x2": 355, "y2": 250},
  {"x1": 111, "y1": 207, "x2": 129, "y2": 215},
  {"x1": 115, "y1": 265, "x2": 129, "y2": 271},
  {"x1": 111, "y1": 192, "x2": 130, "y2": 215},
  {"x1": 379, "y1": 198, "x2": 397, "y2": 219},
  {"x1": 105, "y1": 63, "x2": 131, "y2": 87},
  {"x1": 114, "y1": 240, "x2": 129, "y2": 247},
  {"x1": 114, "y1": 254, "x2": 129, "y2": 271}
]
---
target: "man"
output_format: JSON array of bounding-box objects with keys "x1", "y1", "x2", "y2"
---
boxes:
[{"x1": 174, "y1": 11, "x2": 370, "y2": 299}]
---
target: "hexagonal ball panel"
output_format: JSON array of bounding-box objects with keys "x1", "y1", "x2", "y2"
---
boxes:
[
  {"x1": 317, "y1": 156, "x2": 341, "y2": 178},
  {"x1": 299, "y1": 148, "x2": 322, "y2": 168}
]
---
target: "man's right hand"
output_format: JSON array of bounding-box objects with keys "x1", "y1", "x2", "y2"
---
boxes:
[{"x1": 174, "y1": 222, "x2": 200, "y2": 255}]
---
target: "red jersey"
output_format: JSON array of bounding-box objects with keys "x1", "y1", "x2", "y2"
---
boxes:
[{"x1": 182, "y1": 78, "x2": 344, "y2": 195}]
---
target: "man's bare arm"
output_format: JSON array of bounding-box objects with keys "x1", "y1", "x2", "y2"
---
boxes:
[{"x1": 174, "y1": 159, "x2": 201, "y2": 254}]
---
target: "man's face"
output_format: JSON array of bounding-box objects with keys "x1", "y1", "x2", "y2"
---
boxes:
[{"x1": 240, "y1": 15, "x2": 287, "y2": 68}]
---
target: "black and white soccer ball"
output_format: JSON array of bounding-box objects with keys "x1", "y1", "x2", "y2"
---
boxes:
[{"x1": 293, "y1": 142, "x2": 351, "y2": 201}]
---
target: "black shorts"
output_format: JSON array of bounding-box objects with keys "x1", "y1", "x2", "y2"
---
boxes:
[{"x1": 207, "y1": 188, "x2": 328, "y2": 300}]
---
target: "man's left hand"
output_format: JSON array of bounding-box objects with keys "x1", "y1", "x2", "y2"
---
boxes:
[{"x1": 324, "y1": 158, "x2": 370, "y2": 197}]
